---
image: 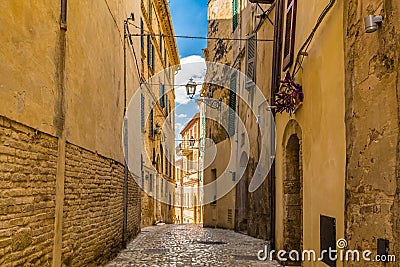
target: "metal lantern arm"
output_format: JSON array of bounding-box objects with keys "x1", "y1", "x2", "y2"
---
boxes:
[
  {"x1": 185, "y1": 78, "x2": 222, "y2": 110},
  {"x1": 195, "y1": 97, "x2": 222, "y2": 110}
]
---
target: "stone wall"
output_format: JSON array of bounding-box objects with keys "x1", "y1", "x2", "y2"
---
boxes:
[
  {"x1": 0, "y1": 116, "x2": 141, "y2": 266},
  {"x1": 344, "y1": 0, "x2": 400, "y2": 264}
]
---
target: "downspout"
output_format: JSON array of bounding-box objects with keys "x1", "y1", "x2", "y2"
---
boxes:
[
  {"x1": 52, "y1": 1, "x2": 68, "y2": 266},
  {"x1": 123, "y1": 20, "x2": 129, "y2": 248},
  {"x1": 270, "y1": 0, "x2": 284, "y2": 251}
]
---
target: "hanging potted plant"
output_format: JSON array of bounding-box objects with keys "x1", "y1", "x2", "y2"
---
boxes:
[{"x1": 275, "y1": 71, "x2": 304, "y2": 115}]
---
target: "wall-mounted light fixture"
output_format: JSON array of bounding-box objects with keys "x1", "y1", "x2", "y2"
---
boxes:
[
  {"x1": 364, "y1": 15, "x2": 383, "y2": 33},
  {"x1": 185, "y1": 78, "x2": 222, "y2": 110}
]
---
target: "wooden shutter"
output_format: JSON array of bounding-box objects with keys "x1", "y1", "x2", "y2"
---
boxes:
[
  {"x1": 160, "y1": 83, "x2": 165, "y2": 108},
  {"x1": 140, "y1": 18, "x2": 144, "y2": 50},
  {"x1": 283, "y1": 0, "x2": 297, "y2": 70},
  {"x1": 151, "y1": 44, "x2": 155, "y2": 71},
  {"x1": 147, "y1": 35, "x2": 151, "y2": 66},
  {"x1": 160, "y1": 34, "x2": 163, "y2": 53},
  {"x1": 228, "y1": 72, "x2": 237, "y2": 137},
  {"x1": 149, "y1": 108, "x2": 154, "y2": 137},
  {"x1": 141, "y1": 93, "x2": 145, "y2": 130},
  {"x1": 165, "y1": 94, "x2": 169, "y2": 116},
  {"x1": 148, "y1": 0, "x2": 152, "y2": 22},
  {"x1": 246, "y1": 33, "x2": 257, "y2": 87},
  {"x1": 246, "y1": 33, "x2": 257, "y2": 107},
  {"x1": 232, "y1": 0, "x2": 239, "y2": 31}
]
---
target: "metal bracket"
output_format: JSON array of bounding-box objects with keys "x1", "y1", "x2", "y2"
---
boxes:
[{"x1": 195, "y1": 98, "x2": 222, "y2": 110}]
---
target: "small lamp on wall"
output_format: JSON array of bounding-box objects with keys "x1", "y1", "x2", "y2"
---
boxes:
[{"x1": 364, "y1": 15, "x2": 383, "y2": 33}]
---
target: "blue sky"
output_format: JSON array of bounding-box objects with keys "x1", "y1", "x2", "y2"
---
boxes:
[
  {"x1": 169, "y1": 0, "x2": 208, "y2": 58},
  {"x1": 169, "y1": 0, "x2": 208, "y2": 138}
]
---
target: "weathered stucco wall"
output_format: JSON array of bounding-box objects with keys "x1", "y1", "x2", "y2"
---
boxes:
[
  {"x1": 344, "y1": 0, "x2": 400, "y2": 264},
  {"x1": 0, "y1": 1, "x2": 59, "y2": 137},
  {"x1": 203, "y1": 139, "x2": 236, "y2": 229},
  {"x1": 0, "y1": 1, "x2": 143, "y2": 265}
]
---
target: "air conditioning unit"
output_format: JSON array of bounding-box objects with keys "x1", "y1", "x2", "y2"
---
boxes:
[{"x1": 249, "y1": 0, "x2": 274, "y2": 3}]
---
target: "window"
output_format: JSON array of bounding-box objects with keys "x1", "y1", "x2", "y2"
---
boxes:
[
  {"x1": 160, "y1": 34, "x2": 163, "y2": 53},
  {"x1": 166, "y1": 94, "x2": 169, "y2": 116},
  {"x1": 140, "y1": 18, "x2": 144, "y2": 50},
  {"x1": 283, "y1": 0, "x2": 297, "y2": 70},
  {"x1": 160, "y1": 83, "x2": 165, "y2": 108},
  {"x1": 141, "y1": 93, "x2": 145, "y2": 130},
  {"x1": 147, "y1": 35, "x2": 151, "y2": 66},
  {"x1": 228, "y1": 72, "x2": 237, "y2": 137},
  {"x1": 148, "y1": 0, "x2": 152, "y2": 23},
  {"x1": 246, "y1": 33, "x2": 256, "y2": 107},
  {"x1": 149, "y1": 108, "x2": 154, "y2": 137},
  {"x1": 232, "y1": 0, "x2": 239, "y2": 31},
  {"x1": 149, "y1": 174, "x2": 153, "y2": 192},
  {"x1": 211, "y1": 169, "x2": 217, "y2": 205},
  {"x1": 151, "y1": 43, "x2": 155, "y2": 71}
]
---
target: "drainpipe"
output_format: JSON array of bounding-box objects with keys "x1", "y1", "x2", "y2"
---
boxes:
[
  {"x1": 123, "y1": 20, "x2": 129, "y2": 248},
  {"x1": 270, "y1": 0, "x2": 284, "y2": 251}
]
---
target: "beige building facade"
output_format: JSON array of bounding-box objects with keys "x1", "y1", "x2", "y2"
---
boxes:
[
  {"x1": 204, "y1": 0, "x2": 400, "y2": 266},
  {"x1": 139, "y1": 0, "x2": 180, "y2": 227},
  {"x1": 177, "y1": 113, "x2": 202, "y2": 224},
  {"x1": 202, "y1": 0, "x2": 237, "y2": 230},
  {"x1": 0, "y1": 1, "x2": 143, "y2": 266}
]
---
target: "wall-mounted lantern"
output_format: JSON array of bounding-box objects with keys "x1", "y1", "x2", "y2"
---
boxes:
[
  {"x1": 185, "y1": 78, "x2": 197, "y2": 99},
  {"x1": 185, "y1": 78, "x2": 222, "y2": 110},
  {"x1": 364, "y1": 15, "x2": 383, "y2": 33}
]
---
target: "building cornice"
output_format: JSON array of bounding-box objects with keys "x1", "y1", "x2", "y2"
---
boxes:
[{"x1": 152, "y1": 0, "x2": 180, "y2": 66}]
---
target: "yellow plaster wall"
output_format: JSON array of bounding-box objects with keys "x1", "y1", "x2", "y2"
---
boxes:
[{"x1": 275, "y1": 2, "x2": 346, "y2": 266}]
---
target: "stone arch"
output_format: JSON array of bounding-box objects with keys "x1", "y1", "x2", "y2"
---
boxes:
[{"x1": 282, "y1": 119, "x2": 303, "y2": 264}]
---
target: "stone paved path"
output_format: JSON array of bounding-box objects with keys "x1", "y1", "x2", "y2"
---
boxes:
[{"x1": 105, "y1": 224, "x2": 281, "y2": 267}]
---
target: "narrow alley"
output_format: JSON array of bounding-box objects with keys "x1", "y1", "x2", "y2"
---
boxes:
[{"x1": 106, "y1": 224, "x2": 280, "y2": 267}]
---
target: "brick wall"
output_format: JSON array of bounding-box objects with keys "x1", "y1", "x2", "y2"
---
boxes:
[
  {"x1": 0, "y1": 116, "x2": 141, "y2": 266},
  {"x1": 0, "y1": 116, "x2": 57, "y2": 266}
]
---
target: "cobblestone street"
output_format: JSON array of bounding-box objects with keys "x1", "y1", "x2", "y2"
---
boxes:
[{"x1": 105, "y1": 224, "x2": 281, "y2": 267}]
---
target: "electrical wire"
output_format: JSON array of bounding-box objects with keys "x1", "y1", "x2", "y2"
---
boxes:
[
  {"x1": 128, "y1": 22, "x2": 273, "y2": 42},
  {"x1": 126, "y1": 21, "x2": 144, "y2": 85},
  {"x1": 292, "y1": 0, "x2": 336, "y2": 77},
  {"x1": 129, "y1": 33, "x2": 274, "y2": 42}
]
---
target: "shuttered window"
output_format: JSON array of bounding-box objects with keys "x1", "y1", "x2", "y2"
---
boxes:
[
  {"x1": 283, "y1": 0, "x2": 297, "y2": 70},
  {"x1": 228, "y1": 72, "x2": 237, "y2": 137},
  {"x1": 140, "y1": 18, "x2": 144, "y2": 50},
  {"x1": 149, "y1": 108, "x2": 154, "y2": 137},
  {"x1": 147, "y1": 35, "x2": 151, "y2": 66},
  {"x1": 160, "y1": 83, "x2": 165, "y2": 108},
  {"x1": 148, "y1": 0, "x2": 152, "y2": 23},
  {"x1": 246, "y1": 33, "x2": 257, "y2": 107},
  {"x1": 160, "y1": 34, "x2": 163, "y2": 53},
  {"x1": 141, "y1": 93, "x2": 145, "y2": 130},
  {"x1": 151, "y1": 43, "x2": 155, "y2": 71},
  {"x1": 149, "y1": 173, "x2": 153, "y2": 192},
  {"x1": 232, "y1": 0, "x2": 239, "y2": 31},
  {"x1": 165, "y1": 94, "x2": 169, "y2": 116}
]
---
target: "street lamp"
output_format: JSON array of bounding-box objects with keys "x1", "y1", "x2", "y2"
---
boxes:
[
  {"x1": 185, "y1": 78, "x2": 222, "y2": 110},
  {"x1": 185, "y1": 78, "x2": 197, "y2": 99}
]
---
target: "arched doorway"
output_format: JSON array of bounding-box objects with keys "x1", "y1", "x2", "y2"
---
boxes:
[{"x1": 283, "y1": 131, "x2": 302, "y2": 265}]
